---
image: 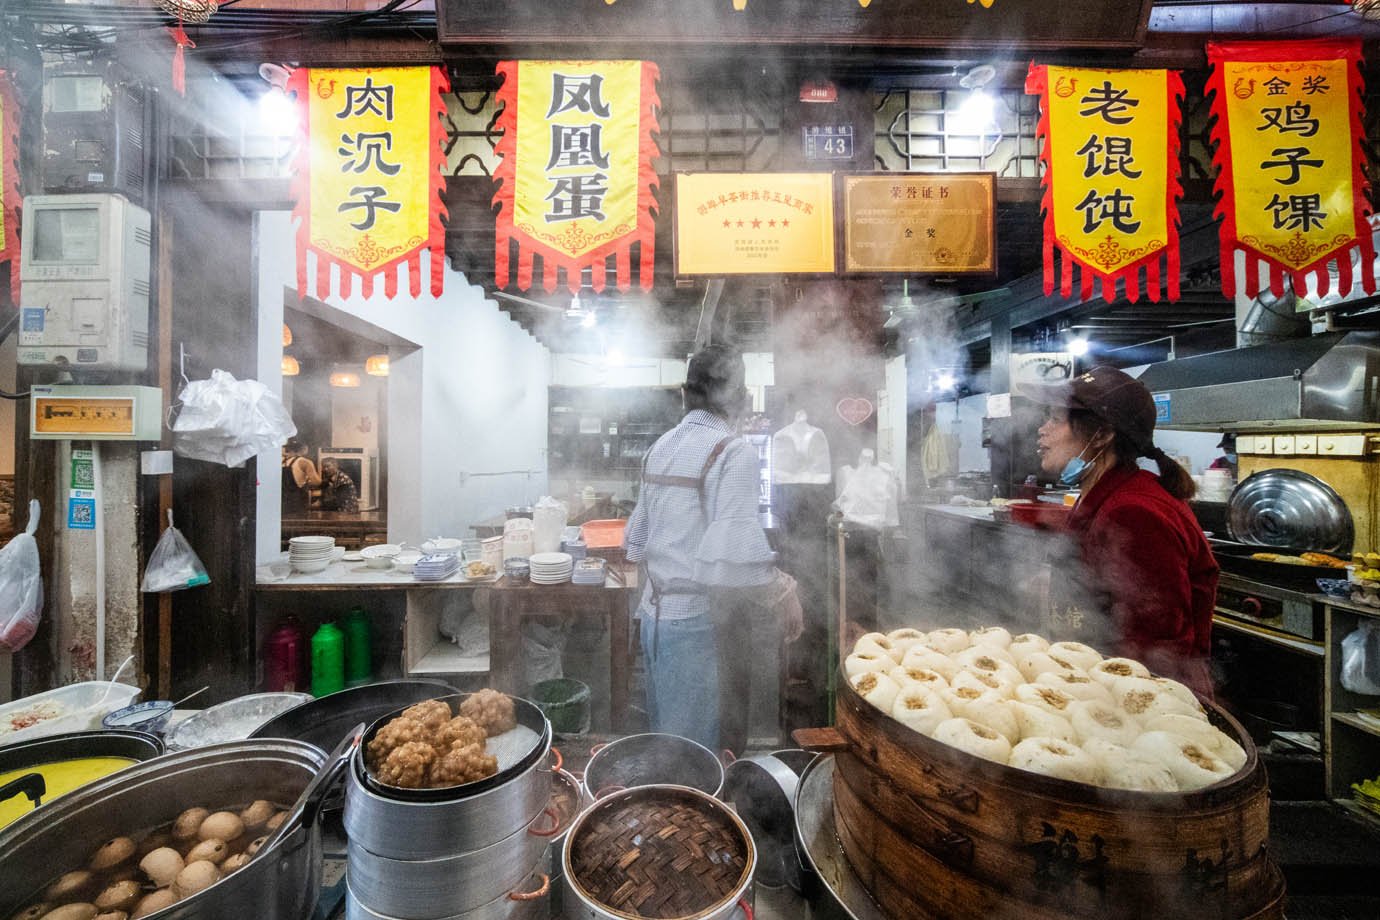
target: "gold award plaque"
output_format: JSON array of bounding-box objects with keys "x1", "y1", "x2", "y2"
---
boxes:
[{"x1": 843, "y1": 173, "x2": 996, "y2": 274}]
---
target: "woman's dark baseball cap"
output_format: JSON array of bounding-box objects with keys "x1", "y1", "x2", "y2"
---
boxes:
[{"x1": 1019, "y1": 365, "x2": 1157, "y2": 454}]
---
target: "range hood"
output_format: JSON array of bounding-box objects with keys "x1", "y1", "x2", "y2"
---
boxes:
[{"x1": 1135, "y1": 331, "x2": 1380, "y2": 432}]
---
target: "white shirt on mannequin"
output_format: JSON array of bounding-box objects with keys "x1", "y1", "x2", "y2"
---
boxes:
[{"x1": 772, "y1": 410, "x2": 832, "y2": 485}]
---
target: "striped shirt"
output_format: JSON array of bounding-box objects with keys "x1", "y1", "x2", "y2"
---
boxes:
[{"x1": 624, "y1": 410, "x2": 777, "y2": 620}]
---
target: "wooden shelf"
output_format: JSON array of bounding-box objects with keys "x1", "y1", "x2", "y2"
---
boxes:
[
  {"x1": 1212, "y1": 614, "x2": 1324, "y2": 657},
  {"x1": 409, "y1": 637, "x2": 489, "y2": 676},
  {"x1": 1333, "y1": 711, "x2": 1380, "y2": 740}
]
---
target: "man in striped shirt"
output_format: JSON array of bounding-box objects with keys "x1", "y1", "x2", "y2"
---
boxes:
[{"x1": 625, "y1": 345, "x2": 803, "y2": 751}]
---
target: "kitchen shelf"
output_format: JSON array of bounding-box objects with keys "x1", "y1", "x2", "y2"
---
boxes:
[
  {"x1": 1333, "y1": 711, "x2": 1380, "y2": 741},
  {"x1": 408, "y1": 637, "x2": 489, "y2": 676},
  {"x1": 1212, "y1": 614, "x2": 1324, "y2": 657}
]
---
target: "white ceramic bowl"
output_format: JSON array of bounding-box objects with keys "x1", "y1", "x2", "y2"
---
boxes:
[
  {"x1": 392, "y1": 551, "x2": 423, "y2": 574},
  {"x1": 422, "y1": 537, "x2": 463, "y2": 555},
  {"x1": 361, "y1": 544, "x2": 401, "y2": 569}
]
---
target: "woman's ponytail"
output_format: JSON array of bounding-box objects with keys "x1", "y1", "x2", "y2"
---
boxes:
[{"x1": 1148, "y1": 446, "x2": 1196, "y2": 501}]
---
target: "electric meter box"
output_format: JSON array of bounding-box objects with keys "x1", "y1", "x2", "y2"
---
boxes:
[
  {"x1": 29, "y1": 385, "x2": 163, "y2": 441},
  {"x1": 18, "y1": 193, "x2": 151, "y2": 371}
]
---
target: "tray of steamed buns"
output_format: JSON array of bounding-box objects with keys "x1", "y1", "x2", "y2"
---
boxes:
[{"x1": 844, "y1": 626, "x2": 1247, "y2": 793}]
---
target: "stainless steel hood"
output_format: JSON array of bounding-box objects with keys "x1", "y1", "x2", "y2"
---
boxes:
[{"x1": 1135, "y1": 331, "x2": 1380, "y2": 432}]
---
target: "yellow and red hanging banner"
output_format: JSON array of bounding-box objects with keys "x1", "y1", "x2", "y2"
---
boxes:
[
  {"x1": 1026, "y1": 64, "x2": 1184, "y2": 302},
  {"x1": 0, "y1": 70, "x2": 20, "y2": 305},
  {"x1": 1206, "y1": 41, "x2": 1373, "y2": 300},
  {"x1": 493, "y1": 60, "x2": 660, "y2": 293},
  {"x1": 289, "y1": 66, "x2": 449, "y2": 300}
]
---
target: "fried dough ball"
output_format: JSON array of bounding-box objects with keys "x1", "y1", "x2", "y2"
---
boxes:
[
  {"x1": 365, "y1": 716, "x2": 429, "y2": 770},
  {"x1": 400, "y1": 699, "x2": 453, "y2": 733},
  {"x1": 435, "y1": 715, "x2": 486, "y2": 751},
  {"x1": 459, "y1": 689, "x2": 516, "y2": 736},
  {"x1": 378, "y1": 741, "x2": 437, "y2": 789},
  {"x1": 428, "y1": 741, "x2": 499, "y2": 787}
]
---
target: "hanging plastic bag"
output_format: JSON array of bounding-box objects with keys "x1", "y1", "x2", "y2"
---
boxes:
[
  {"x1": 1340, "y1": 620, "x2": 1380, "y2": 696},
  {"x1": 142, "y1": 510, "x2": 211, "y2": 593},
  {"x1": 833, "y1": 453, "x2": 900, "y2": 530},
  {"x1": 171, "y1": 369, "x2": 297, "y2": 468},
  {"x1": 0, "y1": 501, "x2": 44, "y2": 652}
]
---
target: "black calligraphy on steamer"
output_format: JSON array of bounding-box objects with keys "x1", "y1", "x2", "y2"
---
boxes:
[
  {"x1": 335, "y1": 76, "x2": 402, "y2": 231},
  {"x1": 1255, "y1": 72, "x2": 1332, "y2": 233},
  {"x1": 545, "y1": 73, "x2": 612, "y2": 223},
  {"x1": 1073, "y1": 79, "x2": 1143, "y2": 235}
]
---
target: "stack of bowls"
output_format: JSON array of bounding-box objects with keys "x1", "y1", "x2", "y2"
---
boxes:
[
  {"x1": 289, "y1": 535, "x2": 336, "y2": 573},
  {"x1": 504, "y1": 557, "x2": 531, "y2": 583}
]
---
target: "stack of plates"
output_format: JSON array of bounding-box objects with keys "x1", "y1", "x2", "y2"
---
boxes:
[
  {"x1": 413, "y1": 552, "x2": 461, "y2": 582},
  {"x1": 572, "y1": 557, "x2": 607, "y2": 586},
  {"x1": 289, "y1": 535, "x2": 335, "y2": 573},
  {"x1": 528, "y1": 552, "x2": 573, "y2": 585}
]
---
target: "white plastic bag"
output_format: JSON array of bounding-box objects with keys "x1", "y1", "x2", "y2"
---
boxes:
[
  {"x1": 833, "y1": 453, "x2": 900, "y2": 530},
  {"x1": 141, "y1": 510, "x2": 211, "y2": 593},
  {"x1": 0, "y1": 500, "x2": 44, "y2": 652},
  {"x1": 171, "y1": 369, "x2": 297, "y2": 468},
  {"x1": 1341, "y1": 620, "x2": 1380, "y2": 696}
]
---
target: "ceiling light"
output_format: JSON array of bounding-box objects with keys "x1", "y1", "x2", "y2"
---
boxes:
[
  {"x1": 282, "y1": 324, "x2": 292, "y2": 347},
  {"x1": 365, "y1": 354, "x2": 389, "y2": 376},
  {"x1": 329, "y1": 369, "x2": 361, "y2": 388},
  {"x1": 259, "y1": 88, "x2": 298, "y2": 137},
  {"x1": 281, "y1": 355, "x2": 299, "y2": 376},
  {"x1": 1068, "y1": 336, "x2": 1091, "y2": 357},
  {"x1": 952, "y1": 90, "x2": 996, "y2": 135},
  {"x1": 935, "y1": 372, "x2": 957, "y2": 391}
]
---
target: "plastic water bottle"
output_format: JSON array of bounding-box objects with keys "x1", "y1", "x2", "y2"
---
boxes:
[
  {"x1": 342, "y1": 607, "x2": 373, "y2": 688},
  {"x1": 310, "y1": 622, "x2": 345, "y2": 697}
]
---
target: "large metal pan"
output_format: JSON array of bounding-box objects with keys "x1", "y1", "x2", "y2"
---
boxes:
[
  {"x1": 0, "y1": 729, "x2": 163, "y2": 830},
  {"x1": 792, "y1": 755, "x2": 884, "y2": 920},
  {"x1": 1210, "y1": 538, "x2": 1345, "y2": 591},
  {"x1": 251, "y1": 679, "x2": 458, "y2": 752}
]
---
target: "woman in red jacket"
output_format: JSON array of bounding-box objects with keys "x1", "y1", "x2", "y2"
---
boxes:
[{"x1": 1023, "y1": 366, "x2": 1218, "y2": 697}]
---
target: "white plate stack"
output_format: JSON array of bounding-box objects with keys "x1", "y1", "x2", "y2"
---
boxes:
[
  {"x1": 528, "y1": 552, "x2": 573, "y2": 585},
  {"x1": 289, "y1": 535, "x2": 336, "y2": 573}
]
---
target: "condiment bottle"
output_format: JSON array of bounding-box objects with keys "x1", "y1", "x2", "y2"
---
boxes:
[
  {"x1": 310, "y1": 622, "x2": 346, "y2": 697},
  {"x1": 263, "y1": 618, "x2": 305, "y2": 693},
  {"x1": 342, "y1": 607, "x2": 373, "y2": 687}
]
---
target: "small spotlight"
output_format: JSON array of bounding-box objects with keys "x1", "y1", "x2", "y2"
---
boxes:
[
  {"x1": 259, "y1": 89, "x2": 297, "y2": 137},
  {"x1": 1068, "y1": 336, "x2": 1090, "y2": 357},
  {"x1": 935, "y1": 372, "x2": 957, "y2": 391},
  {"x1": 581, "y1": 311, "x2": 597, "y2": 328},
  {"x1": 952, "y1": 90, "x2": 995, "y2": 134}
]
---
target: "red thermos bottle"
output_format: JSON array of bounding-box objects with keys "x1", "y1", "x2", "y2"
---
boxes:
[{"x1": 264, "y1": 618, "x2": 306, "y2": 693}]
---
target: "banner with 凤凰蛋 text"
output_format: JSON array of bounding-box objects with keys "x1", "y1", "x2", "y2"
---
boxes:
[
  {"x1": 1206, "y1": 40, "x2": 1374, "y2": 301},
  {"x1": 674, "y1": 172, "x2": 836, "y2": 275},
  {"x1": 493, "y1": 60, "x2": 661, "y2": 293},
  {"x1": 290, "y1": 66, "x2": 450, "y2": 300},
  {"x1": 1026, "y1": 64, "x2": 1184, "y2": 303}
]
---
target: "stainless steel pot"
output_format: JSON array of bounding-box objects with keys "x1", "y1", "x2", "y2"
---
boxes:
[
  {"x1": 344, "y1": 865, "x2": 552, "y2": 920},
  {"x1": 0, "y1": 738, "x2": 328, "y2": 920},
  {"x1": 724, "y1": 750, "x2": 809, "y2": 891},
  {"x1": 792, "y1": 755, "x2": 882, "y2": 920},
  {"x1": 547, "y1": 766, "x2": 588, "y2": 920},
  {"x1": 347, "y1": 806, "x2": 554, "y2": 917},
  {"x1": 582, "y1": 732, "x2": 725, "y2": 799},
  {"x1": 563, "y1": 785, "x2": 755, "y2": 920}
]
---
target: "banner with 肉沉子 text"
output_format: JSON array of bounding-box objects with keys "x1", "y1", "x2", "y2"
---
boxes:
[
  {"x1": 1026, "y1": 64, "x2": 1183, "y2": 303},
  {"x1": 493, "y1": 60, "x2": 660, "y2": 293},
  {"x1": 1206, "y1": 40, "x2": 1374, "y2": 300},
  {"x1": 0, "y1": 69, "x2": 20, "y2": 305},
  {"x1": 289, "y1": 66, "x2": 449, "y2": 300}
]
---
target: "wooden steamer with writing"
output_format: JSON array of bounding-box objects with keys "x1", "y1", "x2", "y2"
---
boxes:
[{"x1": 817, "y1": 673, "x2": 1284, "y2": 920}]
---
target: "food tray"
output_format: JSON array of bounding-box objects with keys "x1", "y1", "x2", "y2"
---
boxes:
[
  {"x1": 165, "y1": 692, "x2": 311, "y2": 751},
  {"x1": 0, "y1": 682, "x2": 142, "y2": 748}
]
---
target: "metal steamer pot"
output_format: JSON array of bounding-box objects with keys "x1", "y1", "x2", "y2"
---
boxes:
[
  {"x1": 563, "y1": 785, "x2": 756, "y2": 920},
  {"x1": 344, "y1": 866, "x2": 553, "y2": 920},
  {"x1": 342, "y1": 694, "x2": 552, "y2": 860},
  {"x1": 546, "y1": 766, "x2": 589, "y2": 920},
  {"x1": 581, "y1": 732, "x2": 725, "y2": 799},
  {"x1": 723, "y1": 750, "x2": 814, "y2": 892},
  {"x1": 0, "y1": 739, "x2": 330, "y2": 920}
]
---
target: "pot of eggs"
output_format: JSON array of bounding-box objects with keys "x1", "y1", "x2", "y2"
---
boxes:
[
  {"x1": 815, "y1": 627, "x2": 1285, "y2": 920},
  {"x1": 0, "y1": 738, "x2": 328, "y2": 920}
]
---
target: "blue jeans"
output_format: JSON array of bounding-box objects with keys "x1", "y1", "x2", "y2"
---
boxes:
[{"x1": 640, "y1": 612, "x2": 718, "y2": 750}]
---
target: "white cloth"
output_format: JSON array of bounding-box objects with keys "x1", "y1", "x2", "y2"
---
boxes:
[{"x1": 772, "y1": 419, "x2": 831, "y2": 484}]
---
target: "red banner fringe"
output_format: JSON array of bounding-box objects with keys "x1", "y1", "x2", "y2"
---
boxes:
[
  {"x1": 492, "y1": 61, "x2": 661, "y2": 294},
  {"x1": 1026, "y1": 65, "x2": 1184, "y2": 304},
  {"x1": 1206, "y1": 40, "x2": 1375, "y2": 301},
  {"x1": 0, "y1": 71, "x2": 19, "y2": 306},
  {"x1": 289, "y1": 66, "x2": 450, "y2": 302}
]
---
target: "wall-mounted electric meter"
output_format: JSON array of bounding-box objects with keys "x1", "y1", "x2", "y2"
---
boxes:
[
  {"x1": 18, "y1": 193, "x2": 151, "y2": 371},
  {"x1": 29, "y1": 385, "x2": 163, "y2": 441}
]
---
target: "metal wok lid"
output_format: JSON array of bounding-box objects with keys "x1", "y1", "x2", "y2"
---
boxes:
[
  {"x1": 1227, "y1": 469, "x2": 1354, "y2": 554},
  {"x1": 355, "y1": 692, "x2": 550, "y2": 801}
]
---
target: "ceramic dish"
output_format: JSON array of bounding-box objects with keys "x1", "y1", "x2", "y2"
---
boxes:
[
  {"x1": 164, "y1": 692, "x2": 312, "y2": 751},
  {"x1": 102, "y1": 700, "x2": 175, "y2": 735},
  {"x1": 421, "y1": 537, "x2": 463, "y2": 555}
]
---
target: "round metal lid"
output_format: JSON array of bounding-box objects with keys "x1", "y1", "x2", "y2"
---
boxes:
[{"x1": 1226, "y1": 469, "x2": 1354, "y2": 554}]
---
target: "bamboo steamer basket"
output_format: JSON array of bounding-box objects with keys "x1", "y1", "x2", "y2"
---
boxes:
[{"x1": 818, "y1": 670, "x2": 1285, "y2": 920}]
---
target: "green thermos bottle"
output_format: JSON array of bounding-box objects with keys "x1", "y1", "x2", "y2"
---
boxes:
[
  {"x1": 342, "y1": 606, "x2": 373, "y2": 687},
  {"x1": 310, "y1": 622, "x2": 345, "y2": 697}
]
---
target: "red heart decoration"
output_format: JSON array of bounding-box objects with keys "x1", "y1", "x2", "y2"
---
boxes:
[{"x1": 836, "y1": 397, "x2": 874, "y2": 427}]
